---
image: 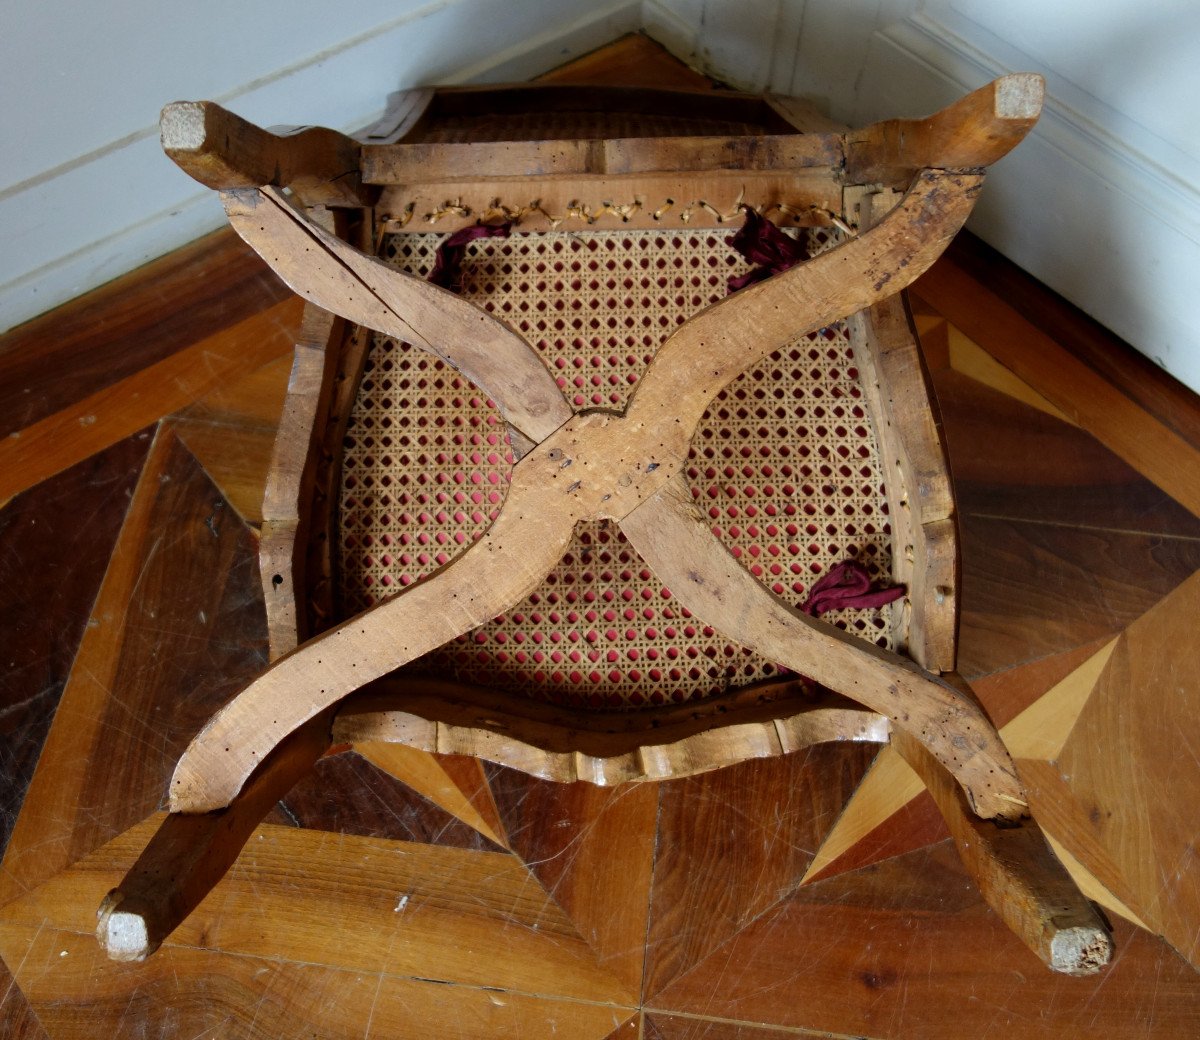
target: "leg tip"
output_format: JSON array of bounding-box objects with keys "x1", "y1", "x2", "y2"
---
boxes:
[
  {"x1": 96, "y1": 890, "x2": 159, "y2": 962},
  {"x1": 1050, "y1": 925, "x2": 1112, "y2": 976}
]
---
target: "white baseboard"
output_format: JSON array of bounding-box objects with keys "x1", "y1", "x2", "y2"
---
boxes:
[
  {"x1": 0, "y1": 0, "x2": 640, "y2": 335},
  {"x1": 863, "y1": 15, "x2": 1200, "y2": 394}
]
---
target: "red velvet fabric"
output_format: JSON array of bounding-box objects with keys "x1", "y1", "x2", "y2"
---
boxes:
[
  {"x1": 727, "y1": 209, "x2": 811, "y2": 293},
  {"x1": 428, "y1": 222, "x2": 512, "y2": 292},
  {"x1": 800, "y1": 561, "x2": 906, "y2": 617}
]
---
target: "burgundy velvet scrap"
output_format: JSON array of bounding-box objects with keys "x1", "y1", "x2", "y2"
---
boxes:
[
  {"x1": 800, "y1": 560, "x2": 906, "y2": 616},
  {"x1": 428, "y1": 222, "x2": 511, "y2": 292},
  {"x1": 727, "y1": 208, "x2": 811, "y2": 293}
]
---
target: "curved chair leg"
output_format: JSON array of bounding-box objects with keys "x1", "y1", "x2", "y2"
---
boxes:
[
  {"x1": 161, "y1": 100, "x2": 373, "y2": 207},
  {"x1": 169, "y1": 480, "x2": 575, "y2": 813},
  {"x1": 845, "y1": 74, "x2": 1044, "y2": 184},
  {"x1": 619, "y1": 475, "x2": 1026, "y2": 821}
]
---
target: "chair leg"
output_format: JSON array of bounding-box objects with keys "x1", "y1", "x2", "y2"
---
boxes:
[
  {"x1": 97, "y1": 713, "x2": 331, "y2": 961},
  {"x1": 623, "y1": 477, "x2": 1110, "y2": 972},
  {"x1": 160, "y1": 100, "x2": 372, "y2": 207},
  {"x1": 892, "y1": 728, "x2": 1111, "y2": 975}
]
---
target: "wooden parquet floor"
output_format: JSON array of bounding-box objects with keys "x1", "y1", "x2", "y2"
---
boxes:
[{"x1": 2, "y1": 36, "x2": 1199, "y2": 1040}]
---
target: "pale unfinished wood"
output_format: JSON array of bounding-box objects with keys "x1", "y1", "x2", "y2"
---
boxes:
[
  {"x1": 844, "y1": 74, "x2": 1045, "y2": 184},
  {"x1": 258, "y1": 307, "x2": 344, "y2": 657},
  {"x1": 620, "y1": 476, "x2": 1023, "y2": 820},
  {"x1": 375, "y1": 170, "x2": 843, "y2": 233},
  {"x1": 362, "y1": 75, "x2": 1043, "y2": 189},
  {"x1": 241, "y1": 169, "x2": 979, "y2": 670},
  {"x1": 850, "y1": 289, "x2": 958, "y2": 672},
  {"x1": 220, "y1": 186, "x2": 571, "y2": 443},
  {"x1": 258, "y1": 208, "x2": 346, "y2": 530},
  {"x1": 160, "y1": 76, "x2": 1042, "y2": 214},
  {"x1": 249, "y1": 204, "x2": 365, "y2": 653},
  {"x1": 621, "y1": 171, "x2": 985, "y2": 459},
  {"x1": 837, "y1": 187, "x2": 958, "y2": 670},
  {"x1": 333, "y1": 679, "x2": 888, "y2": 784},
  {"x1": 903, "y1": 517, "x2": 959, "y2": 671},
  {"x1": 892, "y1": 728, "x2": 1111, "y2": 975},
  {"x1": 851, "y1": 190, "x2": 956, "y2": 522},
  {"x1": 299, "y1": 328, "x2": 380, "y2": 641},
  {"x1": 111, "y1": 77, "x2": 1078, "y2": 980},
  {"x1": 160, "y1": 100, "x2": 372, "y2": 207},
  {"x1": 362, "y1": 133, "x2": 844, "y2": 184},
  {"x1": 358, "y1": 87, "x2": 435, "y2": 144}
]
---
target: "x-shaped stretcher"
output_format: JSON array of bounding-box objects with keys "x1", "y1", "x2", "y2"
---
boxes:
[{"x1": 99, "y1": 75, "x2": 1112, "y2": 976}]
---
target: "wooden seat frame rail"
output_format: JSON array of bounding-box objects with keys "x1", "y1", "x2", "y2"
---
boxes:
[{"x1": 97, "y1": 73, "x2": 1112, "y2": 978}]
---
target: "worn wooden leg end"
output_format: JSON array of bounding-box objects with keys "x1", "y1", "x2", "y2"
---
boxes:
[
  {"x1": 96, "y1": 808, "x2": 255, "y2": 962},
  {"x1": 96, "y1": 891, "x2": 156, "y2": 962},
  {"x1": 893, "y1": 728, "x2": 1111, "y2": 975},
  {"x1": 1050, "y1": 925, "x2": 1112, "y2": 976},
  {"x1": 97, "y1": 713, "x2": 332, "y2": 961}
]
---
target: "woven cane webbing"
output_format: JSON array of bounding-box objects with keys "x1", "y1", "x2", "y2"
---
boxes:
[
  {"x1": 411, "y1": 89, "x2": 793, "y2": 144},
  {"x1": 337, "y1": 228, "x2": 897, "y2": 710},
  {"x1": 413, "y1": 111, "x2": 773, "y2": 144}
]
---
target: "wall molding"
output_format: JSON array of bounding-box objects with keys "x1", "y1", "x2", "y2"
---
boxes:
[
  {"x1": 881, "y1": 12, "x2": 1200, "y2": 243},
  {"x1": 640, "y1": 0, "x2": 701, "y2": 71},
  {"x1": 860, "y1": 11, "x2": 1200, "y2": 393},
  {"x1": 0, "y1": 0, "x2": 640, "y2": 336}
]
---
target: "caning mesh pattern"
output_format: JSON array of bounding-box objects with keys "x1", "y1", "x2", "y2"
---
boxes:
[
  {"x1": 337, "y1": 228, "x2": 897, "y2": 710},
  {"x1": 414, "y1": 111, "x2": 772, "y2": 143}
]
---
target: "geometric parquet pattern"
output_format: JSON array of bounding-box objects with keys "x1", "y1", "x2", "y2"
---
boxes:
[{"x1": 3, "y1": 39, "x2": 1200, "y2": 1040}]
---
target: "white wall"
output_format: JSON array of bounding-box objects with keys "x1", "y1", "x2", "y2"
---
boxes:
[
  {"x1": 0, "y1": 0, "x2": 640, "y2": 332},
  {"x1": 642, "y1": 0, "x2": 1200, "y2": 394},
  {"x1": 6, "y1": 0, "x2": 1197, "y2": 396}
]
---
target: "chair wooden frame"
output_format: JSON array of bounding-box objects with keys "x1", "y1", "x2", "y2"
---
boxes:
[{"x1": 98, "y1": 73, "x2": 1112, "y2": 977}]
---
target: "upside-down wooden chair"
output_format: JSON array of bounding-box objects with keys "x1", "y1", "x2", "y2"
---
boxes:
[{"x1": 97, "y1": 71, "x2": 1113, "y2": 976}]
